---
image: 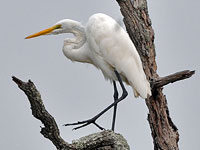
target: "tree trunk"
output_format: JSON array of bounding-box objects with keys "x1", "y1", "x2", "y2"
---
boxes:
[{"x1": 116, "y1": 0, "x2": 183, "y2": 149}]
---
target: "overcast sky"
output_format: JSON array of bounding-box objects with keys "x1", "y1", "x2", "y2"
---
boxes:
[{"x1": 0, "y1": 0, "x2": 199, "y2": 150}]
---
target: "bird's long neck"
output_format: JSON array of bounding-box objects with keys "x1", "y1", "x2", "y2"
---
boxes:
[{"x1": 62, "y1": 22, "x2": 90, "y2": 63}]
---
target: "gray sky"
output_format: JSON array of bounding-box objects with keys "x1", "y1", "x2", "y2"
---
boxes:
[{"x1": 0, "y1": 0, "x2": 199, "y2": 149}]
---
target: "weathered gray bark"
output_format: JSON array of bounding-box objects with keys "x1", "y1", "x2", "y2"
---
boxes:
[{"x1": 116, "y1": 0, "x2": 195, "y2": 149}]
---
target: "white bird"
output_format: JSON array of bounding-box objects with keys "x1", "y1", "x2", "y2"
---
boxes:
[{"x1": 25, "y1": 13, "x2": 151, "y2": 131}]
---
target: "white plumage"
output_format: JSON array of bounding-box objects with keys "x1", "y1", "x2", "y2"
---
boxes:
[
  {"x1": 25, "y1": 13, "x2": 152, "y2": 130},
  {"x1": 25, "y1": 13, "x2": 151, "y2": 99}
]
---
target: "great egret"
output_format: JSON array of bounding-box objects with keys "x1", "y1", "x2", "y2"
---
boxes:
[{"x1": 25, "y1": 13, "x2": 151, "y2": 131}]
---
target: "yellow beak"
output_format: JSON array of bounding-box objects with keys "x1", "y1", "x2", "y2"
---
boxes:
[{"x1": 25, "y1": 24, "x2": 61, "y2": 39}]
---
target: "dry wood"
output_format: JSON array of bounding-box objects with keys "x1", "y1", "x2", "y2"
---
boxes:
[
  {"x1": 12, "y1": 76, "x2": 130, "y2": 150},
  {"x1": 116, "y1": 0, "x2": 195, "y2": 149},
  {"x1": 151, "y1": 70, "x2": 195, "y2": 89}
]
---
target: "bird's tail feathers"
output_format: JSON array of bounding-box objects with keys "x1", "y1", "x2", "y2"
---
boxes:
[
  {"x1": 133, "y1": 89, "x2": 140, "y2": 98},
  {"x1": 131, "y1": 80, "x2": 151, "y2": 99}
]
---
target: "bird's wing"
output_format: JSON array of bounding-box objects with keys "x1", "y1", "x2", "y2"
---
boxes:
[
  {"x1": 86, "y1": 14, "x2": 151, "y2": 98},
  {"x1": 86, "y1": 13, "x2": 138, "y2": 67}
]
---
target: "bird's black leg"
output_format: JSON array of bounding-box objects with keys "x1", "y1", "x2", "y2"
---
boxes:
[
  {"x1": 64, "y1": 70, "x2": 128, "y2": 130},
  {"x1": 114, "y1": 70, "x2": 128, "y2": 100},
  {"x1": 112, "y1": 81, "x2": 118, "y2": 131}
]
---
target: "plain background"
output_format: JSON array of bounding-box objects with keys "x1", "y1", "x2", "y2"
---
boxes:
[{"x1": 0, "y1": 0, "x2": 199, "y2": 149}]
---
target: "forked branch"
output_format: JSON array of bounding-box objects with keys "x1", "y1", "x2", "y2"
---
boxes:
[{"x1": 12, "y1": 76, "x2": 129, "y2": 150}]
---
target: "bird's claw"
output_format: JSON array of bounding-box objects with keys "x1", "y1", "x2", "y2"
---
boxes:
[{"x1": 63, "y1": 119, "x2": 105, "y2": 130}]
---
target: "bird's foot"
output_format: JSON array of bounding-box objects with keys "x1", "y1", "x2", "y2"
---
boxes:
[{"x1": 63, "y1": 117, "x2": 105, "y2": 130}]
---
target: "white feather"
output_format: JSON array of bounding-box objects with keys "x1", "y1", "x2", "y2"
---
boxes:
[{"x1": 84, "y1": 14, "x2": 151, "y2": 98}]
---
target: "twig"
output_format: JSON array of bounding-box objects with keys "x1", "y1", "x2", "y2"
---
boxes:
[{"x1": 151, "y1": 70, "x2": 195, "y2": 89}]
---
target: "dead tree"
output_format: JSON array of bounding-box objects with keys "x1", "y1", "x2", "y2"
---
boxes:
[
  {"x1": 12, "y1": 0, "x2": 194, "y2": 149},
  {"x1": 116, "y1": 0, "x2": 194, "y2": 149}
]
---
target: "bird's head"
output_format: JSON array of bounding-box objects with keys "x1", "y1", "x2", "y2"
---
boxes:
[{"x1": 25, "y1": 19, "x2": 80, "y2": 39}]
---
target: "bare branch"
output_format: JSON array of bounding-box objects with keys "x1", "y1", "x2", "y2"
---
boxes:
[
  {"x1": 151, "y1": 70, "x2": 195, "y2": 89},
  {"x1": 12, "y1": 76, "x2": 71, "y2": 150},
  {"x1": 12, "y1": 76, "x2": 130, "y2": 150}
]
